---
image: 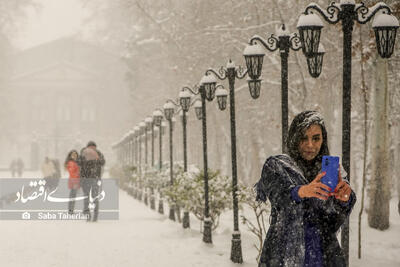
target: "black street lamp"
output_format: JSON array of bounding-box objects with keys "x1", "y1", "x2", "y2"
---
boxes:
[
  {"x1": 133, "y1": 126, "x2": 139, "y2": 172},
  {"x1": 153, "y1": 109, "x2": 164, "y2": 214},
  {"x1": 178, "y1": 87, "x2": 203, "y2": 229},
  {"x1": 204, "y1": 59, "x2": 245, "y2": 263},
  {"x1": 244, "y1": 24, "x2": 310, "y2": 154},
  {"x1": 145, "y1": 117, "x2": 154, "y2": 167},
  {"x1": 297, "y1": 1, "x2": 398, "y2": 264},
  {"x1": 122, "y1": 134, "x2": 128, "y2": 166},
  {"x1": 153, "y1": 110, "x2": 164, "y2": 170},
  {"x1": 134, "y1": 125, "x2": 143, "y2": 201},
  {"x1": 139, "y1": 121, "x2": 148, "y2": 167},
  {"x1": 129, "y1": 130, "x2": 135, "y2": 167},
  {"x1": 139, "y1": 121, "x2": 149, "y2": 206},
  {"x1": 183, "y1": 77, "x2": 216, "y2": 244},
  {"x1": 179, "y1": 88, "x2": 203, "y2": 172},
  {"x1": 194, "y1": 98, "x2": 203, "y2": 120},
  {"x1": 146, "y1": 116, "x2": 156, "y2": 210},
  {"x1": 163, "y1": 100, "x2": 177, "y2": 222}
]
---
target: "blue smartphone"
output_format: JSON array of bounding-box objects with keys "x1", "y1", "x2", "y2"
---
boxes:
[{"x1": 321, "y1": 156, "x2": 339, "y2": 192}]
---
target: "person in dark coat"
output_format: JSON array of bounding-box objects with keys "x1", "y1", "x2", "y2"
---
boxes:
[
  {"x1": 16, "y1": 158, "x2": 24, "y2": 177},
  {"x1": 9, "y1": 159, "x2": 17, "y2": 178},
  {"x1": 78, "y1": 141, "x2": 105, "y2": 222},
  {"x1": 255, "y1": 111, "x2": 356, "y2": 267}
]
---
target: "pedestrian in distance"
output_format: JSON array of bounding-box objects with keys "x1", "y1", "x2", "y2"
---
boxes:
[
  {"x1": 65, "y1": 150, "x2": 80, "y2": 214},
  {"x1": 9, "y1": 159, "x2": 17, "y2": 178},
  {"x1": 41, "y1": 157, "x2": 57, "y2": 191},
  {"x1": 78, "y1": 141, "x2": 105, "y2": 222},
  {"x1": 16, "y1": 158, "x2": 24, "y2": 177},
  {"x1": 255, "y1": 110, "x2": 356, "y2": 267}
]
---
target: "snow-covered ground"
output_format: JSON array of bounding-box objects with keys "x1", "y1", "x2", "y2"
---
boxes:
[{"x1": 0, "y1": 171, "x2": 399, "y2": 267}]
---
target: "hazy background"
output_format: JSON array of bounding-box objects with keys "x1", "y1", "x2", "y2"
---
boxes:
[{"x1": 0, "y1": 0, "x2": 399, "y2": 205}]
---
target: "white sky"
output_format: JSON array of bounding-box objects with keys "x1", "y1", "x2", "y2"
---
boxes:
[{"x1": 13, "y1": 0, "x2": 87, "y2": 49}]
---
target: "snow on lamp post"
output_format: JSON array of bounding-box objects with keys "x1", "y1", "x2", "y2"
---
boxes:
[
  {"x1": 194, "y1": 99, "x2": 203, "y2": 120},
  {"x1": 179, "y1": 86, "x2": 204, "y2": 230},
  {"x1": 200, "y1": 73, "x2": 217, "y2": 101},
  {"x1": 135, "y1": 125, "x2": 142, "y2": 176},
  {"x1": 179, "y1": 87, "x2": 203, "y2": 173},
  {"x1": 139, "y1": 122, "x2": 149, "y2": 205},
  {"x1": 140, "y1": 121, "x2": 148, "y2": 203},
  {"x1": 178, "y1": 108, "x2": 190, "y2": 172},
  {"x1": 297, "y1": 0, "x2": 398, "y2": 263},
  {"x1": 179, "y1": 90, "x2": 191, "y2": 112},
  {"x1": 134, "y1": 126, "x2": 142, "y2": 201},
  {"x1": 133, "y1": 127, "x2": 140, "y2": 171},
  {"x1": 153, "y1": 109, "x2": 164, "y2": 215},
  {"x1": 243, "y1": 44, "x2": 264, "y2": 98},
  {"x1": 297, "y1": 13, "x2": 324, "y2": 57},
  {"x1": 204, "y1": 59, "x2": 246, "y2": 263},
  {"x1": 128, "y1": 130, "x2": 135, "y2": 166},
  {"x1": 179, "y1": 89, "x2": 191, "y2": 173},
  {"x1": 372, "y1": 12, "x2": 399, "y2": 58},
  {"x1": 139, "y1": 121, "x2": 148, "y2": 168},
  {"x1": 145, "y1": 117, "x2": 154, "y2": 167},
  {"x1": 152, "y1": 109, "x2": 164, "y2": 171},
  {"x1": 127, "y1": 130, "x2": 136, "y2": 198},
  {"x1": 215, "y1": 86, "x2": 228, "y2": 111},
  {"x1": 244, "y1": 24, "x2": 305, "y2": 154},
  {"x1": 181, "y1": 80, "x2": 213, "y2": 243},
  {"x1": 163, "y1": 101, "x2": 177, "y2": 222},
  {"x1": 145, "y1": 116, "x2": 156, "y2": 210}
]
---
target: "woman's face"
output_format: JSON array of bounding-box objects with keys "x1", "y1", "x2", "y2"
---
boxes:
[
  {"x1": 71, "y1": 152, "x2": 78, "y2": 160},
  {"x1": 298, "y1": 124, "x2": 323, "y2": 161}
]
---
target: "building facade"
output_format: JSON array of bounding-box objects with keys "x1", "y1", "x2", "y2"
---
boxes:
[{"x1": 1, "y1": 38, "x2": 133, "y2": 171}]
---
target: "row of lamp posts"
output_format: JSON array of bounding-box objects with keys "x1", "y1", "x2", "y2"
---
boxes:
[{"x1": 113, "y1": 1, "x2": 398, "y2": 264}]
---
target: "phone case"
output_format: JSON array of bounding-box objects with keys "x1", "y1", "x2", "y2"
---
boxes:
[{"x1": 321, "y1": 156, "x2": 339, "y2": 192}]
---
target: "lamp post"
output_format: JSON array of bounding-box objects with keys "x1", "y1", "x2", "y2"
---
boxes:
[
  {"x1": 244, "y1": 24, "x2": 313, "y2": 154},
  {"x1": 145, "y1": 117, "x2": 155, "y2": 168},
  {"x1": 179, "y1": 89, "x2": 197, "y2": 173},
  {"x1": 145, "y1": 117, "x2": 156, "y2": 210},
  {"x1": 153, "y1": 110, "x2": 164, "y2": 171},
  {"x1": 179, "y1": 88, "x2": 204, "y2": 229},
  {"x1": 128, "y1": 131, "x2": 133, "y2": 167},
  {"x1": 127, "y1": 131, "x2": 133, "y2": 167},
  {"x1": 139, "y1": 121, "x2": 149, "y2": 205},
  {"x1": 131, "y1": 130, "x2": 138, "y2": 199},
  {"x1": 204, "y1": 60, "x2": 245, "y2": 263},
  {"x1": 297, "y1": 1, "x2": 398, "y2": 264},
  {"x1": 133, "y1": 126, "x2": 141, "y2": 200},
  {"x1": 163, "y1": 101, "x2": 177, "y2": 221},
  {"x1": 183, "y1": 75, "x2": 217, "y2": 244},
  {"x1": 179, "y1": 92, "x2": 189, "y2": 173},
  {"x1": 153, "y1": 109, "x2": 165, "y2": 214},
  {"x1": 139, "y1": 121, "x2": 148, "y2": 167},
  {"x1": 134, "y1": 127, "x2": 139, "y2": 172}
]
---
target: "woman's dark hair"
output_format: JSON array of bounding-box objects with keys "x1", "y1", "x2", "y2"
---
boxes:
[
  {"x1": 64, "y1": 150, "x2": 79, "y2": 169},
  {"x1": 286, "y1": 110, "x2": 330, "y2": 181}
]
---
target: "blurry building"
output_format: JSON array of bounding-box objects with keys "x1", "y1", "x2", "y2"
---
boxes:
[{"x1": 0, "y1": 37, "x2": 133, "y2": 171}]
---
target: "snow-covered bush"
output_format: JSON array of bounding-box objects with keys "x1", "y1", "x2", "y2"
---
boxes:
[
  {"x1": 162, "y1": 165, "x2": 199, "y2": 210},
  {"x1": 109, "y1": 164, "x2": 136, "y2": 186},
  {"x1": 163, "y1": 166, "x2": 233, "y2": 230},
  {"x1": 142, "y1": 167, "x2": 161, "y2": 190}
]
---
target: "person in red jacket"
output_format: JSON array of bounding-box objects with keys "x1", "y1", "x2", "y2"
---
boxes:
[{"x1": 65, "y1": 150, "x2": 80, "y2": 214}]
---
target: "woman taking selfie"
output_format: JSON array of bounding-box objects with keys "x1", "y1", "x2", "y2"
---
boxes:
[{"x1": 256, "y1": 110, "x2": 356, "y2": 267}]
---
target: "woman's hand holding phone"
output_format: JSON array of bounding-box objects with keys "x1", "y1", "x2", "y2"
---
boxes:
[
  {"x1": 331, "y1": 170, "x2": 351, "y2": 202},
  {"x1": 298, "y1": 172, "x2": 331, "y2": 201}
]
